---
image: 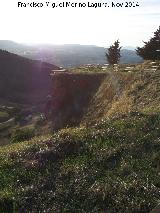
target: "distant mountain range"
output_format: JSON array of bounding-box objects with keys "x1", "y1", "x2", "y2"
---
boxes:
[
  {"x1": 0, "y1": 41, "x2": 143, "y2": 68},
  {"x1": 0, "y1": 49, "x2": 59, "y2": 104}
]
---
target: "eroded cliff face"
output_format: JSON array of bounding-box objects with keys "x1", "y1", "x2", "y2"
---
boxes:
[{"x1": 51, "y1": 71, "x2": 106, "y2": 130}]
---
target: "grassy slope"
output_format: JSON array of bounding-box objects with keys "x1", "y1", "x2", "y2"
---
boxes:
[
  {"x1": 0, "y1": 115, "x2": 160, "y2": 212},
  {"x1": 82, "y1": 62, "x2": 160, "y2": 125},
  {"x1": 0, "y1": 63, "x2": 160, "y2": 212}
]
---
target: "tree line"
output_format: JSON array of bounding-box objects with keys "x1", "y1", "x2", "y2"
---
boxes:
[{"x1": 106, "y1": 26, "x2": 160, "y2": 65}]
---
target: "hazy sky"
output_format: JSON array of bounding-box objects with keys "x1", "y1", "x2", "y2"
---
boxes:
[{"x1": 0, "y1": 0, "x2": 159, "y2": 47}]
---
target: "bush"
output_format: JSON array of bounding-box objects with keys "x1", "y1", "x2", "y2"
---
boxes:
[{"x1": 10, "y1": 127, "x2": 35, "y2": 143}]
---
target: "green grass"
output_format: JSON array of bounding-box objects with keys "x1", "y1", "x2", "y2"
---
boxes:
[
  {"x1": 0, "y1": 113, "x2": 160, "y2": 212},
  {"x1": 10, "y1": 127, "x2": 35, "y2": 143}
]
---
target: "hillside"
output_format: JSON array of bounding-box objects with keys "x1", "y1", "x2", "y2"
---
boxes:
[
  {"x1": 0, "y1": 41, "x2": 143, "y2": 68},
  {"x1": 0, "y1": 50, "x2": 59, "y2": 104},
  {"x1": 0, "y1": 62, "x2": 160, "y2": 212},
  {"x1": 82, "y1": 61, "x2": 160, "y2": 125}
]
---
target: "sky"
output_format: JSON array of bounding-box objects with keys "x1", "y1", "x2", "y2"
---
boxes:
[{"x1": 0, "y1": 0, "x2": 159, "y2": 47}]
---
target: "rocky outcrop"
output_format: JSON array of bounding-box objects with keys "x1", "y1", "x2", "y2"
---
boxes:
[{"x1": 50, "y1": 71, "x2": 106, "y2": 130}]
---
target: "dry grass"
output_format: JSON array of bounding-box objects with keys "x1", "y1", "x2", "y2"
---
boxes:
[
  {"x1": 82, "y1": 62, "x2": 160, "y2": 125},
  {"x1": 82, "y1": 71, "x2": 135, "y2": 124},
  {"x1": 107, "y1": 94, "x2": 134, "y2": 117}
]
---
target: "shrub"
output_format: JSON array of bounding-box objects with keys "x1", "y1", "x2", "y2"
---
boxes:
[{"x1": 10, "y1": 127, "x2": 35, "y2": 143}]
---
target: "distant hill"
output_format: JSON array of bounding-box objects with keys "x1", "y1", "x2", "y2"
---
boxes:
[
  {"x1": 0, "y1": 41, "x2": 143, "y2": 68},
  {"x1": 0, "y1": 50, "x2": 59, "y2": 104}
]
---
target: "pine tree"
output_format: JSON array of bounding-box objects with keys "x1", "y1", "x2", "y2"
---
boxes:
[
  {"x1": 106, "y1": 40, "x2": 122, "y2": 65},
  {"x1": 136, "y1": 26, "x2": 160, "y2": 60}
]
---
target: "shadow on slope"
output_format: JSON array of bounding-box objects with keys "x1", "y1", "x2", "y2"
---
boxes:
[{"x1": 0, "y1": 50, "x2": 59, "y2": 104}]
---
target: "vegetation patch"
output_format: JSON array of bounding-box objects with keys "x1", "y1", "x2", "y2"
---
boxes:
[
  {"x1": 0, "y1": 113, "x2": 160, "y2": 212},
  {"x1": 10, "y1": 127, "x2": 35, "y2": 143}
]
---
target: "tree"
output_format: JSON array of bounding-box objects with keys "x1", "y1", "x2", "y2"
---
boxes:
[
  {"x1": 106, "y1": 40, "x2": 122, "y2": 65},
  {"x1": 136, "y1": 26, "x2": 160, "y2": 60}
]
